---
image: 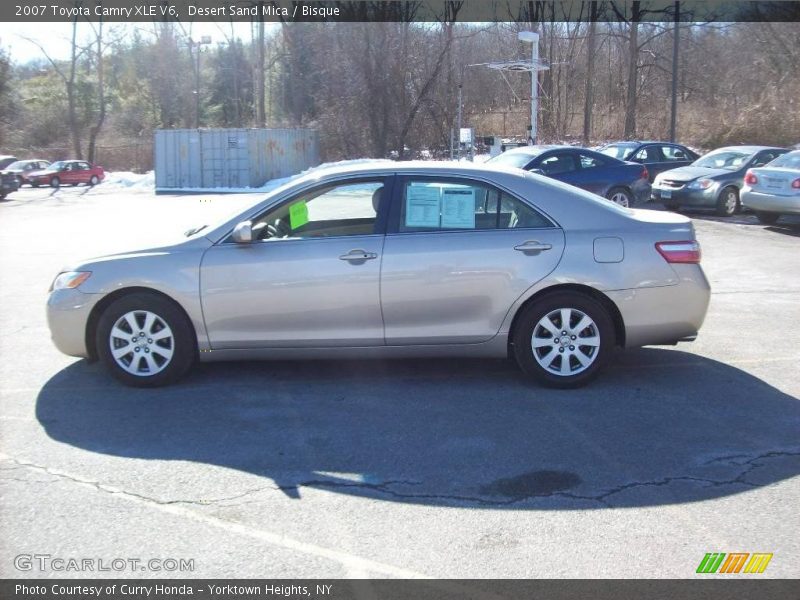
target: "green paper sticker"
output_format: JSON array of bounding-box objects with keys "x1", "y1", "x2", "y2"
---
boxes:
[{"x1": 289, "y1": 201, "x2": 309, "y2": 230}]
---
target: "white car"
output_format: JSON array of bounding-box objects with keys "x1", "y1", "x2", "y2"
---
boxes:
[{"x1": 741, "y1": 150, "x2": 800, "y2": 224}]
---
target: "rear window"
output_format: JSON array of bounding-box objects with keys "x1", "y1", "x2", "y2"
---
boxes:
[
  {"x1": 767, "y1": 151, "x2": 800, "y2": 169},
  {"x1": 487, "y1": 152, "x2": 536, "y2": 169}
]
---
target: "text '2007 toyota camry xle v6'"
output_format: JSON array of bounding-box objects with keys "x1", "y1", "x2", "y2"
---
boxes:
[{"x1": 47, "y1": 162, "x2": 710, "y2": 389}]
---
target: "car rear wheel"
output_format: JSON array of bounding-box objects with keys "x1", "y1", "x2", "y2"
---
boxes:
[
  {"x1": 16, "y1": 176, "x2": 23, "y2": 187},
  {"x1": 89, "y1": 175, "x2": 99, "y2": 186},
  {"x1": 755, "y1": 211, "x2": 780, "y2": 225},
  {"x1": 96, "y1": 292, "x2": 196, "y2": 387},
  {"x1": 716, "y1": 186, "x2": 739, "y2": 217},
  {"x1": 50, "y1": 176, "x2": 60, "y2": 188},
  {"x1": 607, "y1": 187, "x2": 633, "y2": 208},
  {"x1": 30, "y1": 181, "x2": 39, "y2": 188},
  {"x1": 512, "y1": 292, "x2": 615, "y2": 388}
]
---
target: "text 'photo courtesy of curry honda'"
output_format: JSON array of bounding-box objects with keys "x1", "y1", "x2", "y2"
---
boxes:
[{"x1": 47, "y1": 162, "x2": 711, "y2": 389}]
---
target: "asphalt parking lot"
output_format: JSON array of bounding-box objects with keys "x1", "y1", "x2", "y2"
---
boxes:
[{"x1": 1, "y1": 184, "x2": 799, "y2": 579}]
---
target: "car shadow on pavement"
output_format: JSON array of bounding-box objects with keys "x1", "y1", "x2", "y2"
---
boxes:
[{"x1": 35, "y1": 348, "x2": 800, "y2": 509}]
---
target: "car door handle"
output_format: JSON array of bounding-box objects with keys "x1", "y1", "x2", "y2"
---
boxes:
[
  {"x1": 514, "y1": 241, "x2": 553, "y2": 253},
  {"x1": 339, "y1": 250, "x2": 378, "y2": 261}
]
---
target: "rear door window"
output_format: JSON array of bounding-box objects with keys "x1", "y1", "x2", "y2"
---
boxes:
[{"x1": 398, "y1": 178, "x2": 551, "y2": 232}]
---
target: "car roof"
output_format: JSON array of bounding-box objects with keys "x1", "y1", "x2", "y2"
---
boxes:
[
  {"x1": 296, "y1": 160, "x2": 535, "y2": 180},
  {"x1": 712, "y1": 145, "x2": 787, "y2": 153}
]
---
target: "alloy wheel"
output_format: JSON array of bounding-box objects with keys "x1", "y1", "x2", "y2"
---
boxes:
[
  {"x1": 531, "y1": 308, "x2": 601, "y2": 376},
  {"x1": 108, "y1": 310, "x2": 174, "y2": 376}
]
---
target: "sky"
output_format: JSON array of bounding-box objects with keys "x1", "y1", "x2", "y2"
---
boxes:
[{"x1": 0, "y1": 21, "x2": 263, "y2": 64}]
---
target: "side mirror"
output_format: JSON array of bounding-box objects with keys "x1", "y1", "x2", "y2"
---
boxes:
[{"x1": 231, "y1": 220, "x2": 253, "y2": 244}]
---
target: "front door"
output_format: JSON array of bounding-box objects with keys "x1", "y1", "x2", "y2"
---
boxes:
[{"x1": 200, "y1": 178, "x2": 390, "y2": 349}]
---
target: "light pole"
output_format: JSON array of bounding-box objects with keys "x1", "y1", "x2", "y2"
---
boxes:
[
  {"x1": 483, "y1": 34, "x2": 548, "y2": 145},
  {"x1": 517, "y1": 31, "x2": 540, "y2": 144}
]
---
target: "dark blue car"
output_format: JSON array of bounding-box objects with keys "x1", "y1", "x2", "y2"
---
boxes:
[
  {"x1": 595, "y1": 141, "x2": 700, "y2": 182},
  {"x1": 488, "y1": 145, "x2": 651, "y2": 207}
]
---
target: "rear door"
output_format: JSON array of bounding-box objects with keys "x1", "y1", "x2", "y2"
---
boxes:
[{"x1": 380, "y1": 175, "x2": 565, "y2": 345}]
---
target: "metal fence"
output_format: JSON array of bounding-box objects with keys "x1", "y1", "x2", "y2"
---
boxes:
[{"x1": 154, "y1": 128, "x2": 320, "y2": 190}]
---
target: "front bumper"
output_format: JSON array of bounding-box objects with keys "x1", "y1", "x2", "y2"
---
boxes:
[
  {"x1": 607, "y1": 264, "x2": 711, "y2": 348},
  {"x1": 741, "y1": 188, "x2": 800, "y2": 214},
  {"x1": 47, "y1": 288, "x2": 104, "y2": 358},
  {"x1": 651, "y1": 184, "x2": 717, "y2": 208}
]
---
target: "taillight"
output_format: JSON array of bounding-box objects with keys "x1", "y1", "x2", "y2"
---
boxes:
[
  {"x1": 792, "y1": 178, "x2": 800, "y2": 189},
  {"x1": 744, "y1": 170, "x2": 758, "y2": 185},
  {"x1": 656, "y1": 240, "x2": 701, "y2": 264},
  {"x1": 641, "y1": 167, "x2": 649, "y2": 180}
]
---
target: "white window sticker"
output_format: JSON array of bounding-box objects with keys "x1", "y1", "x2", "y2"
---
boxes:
[
  {"x1": 405, "y1": 186, "x2": 441, "y2": 228},
  {"x1": 441, "y1": 188, "x2": 476, "y2": 229}
]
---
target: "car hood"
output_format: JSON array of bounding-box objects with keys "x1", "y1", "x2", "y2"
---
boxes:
[
  {"x1": 62, "y1": 235, "x2": 212, "y2": 273},
  {"x1": 658, "y1": 166, "x2": 730, "y2": 182}
]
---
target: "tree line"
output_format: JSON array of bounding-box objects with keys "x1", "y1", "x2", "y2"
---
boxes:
[{"x1": 0, "y1": 5, "x2": 797, "y2": 170}]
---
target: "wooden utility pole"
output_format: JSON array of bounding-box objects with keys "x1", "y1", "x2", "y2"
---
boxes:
[{"x1": 669, "y1": 1, "x2": 680, "y2": 141}]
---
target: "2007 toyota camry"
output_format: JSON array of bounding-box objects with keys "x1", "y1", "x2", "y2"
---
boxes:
[{"x1": 47, "y1": 162, "x2": 710, "y2": 388}]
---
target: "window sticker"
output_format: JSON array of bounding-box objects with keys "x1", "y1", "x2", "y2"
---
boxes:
[
  {"x1": 405, "y1": 185, "x2": 441, "y2": 228},
  {"x1": 441, "y1": 187, "x2": 476, "y2": 229},
  {"x1": 288, "y1": 201, "x2": 309, "y2": 230}
]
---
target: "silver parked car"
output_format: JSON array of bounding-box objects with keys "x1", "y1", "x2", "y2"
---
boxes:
[
  {"x1": 741, "y1": 150, "x2": 800, "y2": 224},
  {"x1": 47, "y1": 162, "x2": 710, "y2": 388}
]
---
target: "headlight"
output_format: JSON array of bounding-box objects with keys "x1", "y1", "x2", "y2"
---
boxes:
[
  {"x1": 688, "y1": 178, "x2": 714, "y2": 190},
  {"x1": 50, "y1": 271, "x2": 91, "y2": 292}
]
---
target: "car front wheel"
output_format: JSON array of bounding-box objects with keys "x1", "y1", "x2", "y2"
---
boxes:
[
  {"x1": 50, "y1": 176, "x2": 60, "y2": 188},
  {"x1": 96, "y1": 292, "x2": 196, "y2": 387},
  {"x1": 716, "y1": 186, "x2": 739, "y2": 217},
  {"x1": 90, "y1": 175, "x2": 99, "y2": 186},
  {"x1": 512, "y1": 292, "x2": 615, "y2": 388}
]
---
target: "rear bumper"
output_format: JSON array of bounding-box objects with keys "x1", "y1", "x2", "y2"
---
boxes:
[
  {"x1": 47, "y1": 288, "x2": 103, "y2": 358},
  {"x1": 607, "y1": 264, "x2": 711, "y2": 348},
  {"x1": 741, "y1": 188, "x2": 800, "y2": 214}
]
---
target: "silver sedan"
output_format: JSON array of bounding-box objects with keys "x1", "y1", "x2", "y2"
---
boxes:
[
  {"x1": 741, "y1": 150, "x2": 800, "y2": 224},
  {"x1": 47, "y1": 162, "x2": 710, "y2": 388}
]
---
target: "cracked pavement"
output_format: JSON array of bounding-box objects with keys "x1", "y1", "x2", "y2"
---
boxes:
[{"x1": 1, "y1": 188, "x2": 799, "y2": 578}]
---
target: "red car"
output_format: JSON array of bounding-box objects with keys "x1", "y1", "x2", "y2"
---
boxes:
[{"x1": 29, "y1": 160, "x2": 105, "y2": 188}]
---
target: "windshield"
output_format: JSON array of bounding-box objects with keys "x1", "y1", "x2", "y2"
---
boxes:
[
  {"x1": 693, "y1": 150, "x2": 751, "y2": 170},
  {"x1": 599, "y1": 145, "x2": 635, "y2": 160},
  {"x1": 6, "y1": 161, "x2": 27, "y2": 170},
  {"x1": 487, "y1": 152, "x2": 538, "y2": 169},
  {"x1": 766, "y1": 151, "x2": 800, "y2": 169},
  {"x1": 48, "y1": 161, "x2": 66, "y2": 170}
]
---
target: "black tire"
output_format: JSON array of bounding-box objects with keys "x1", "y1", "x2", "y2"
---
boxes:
[
  {"x1": 607, "y1": 187, "x2": 634, "y2": 208},
  {"x1": 30, "y1": 182, "x2": 39, "y2": 188},
  {"x1": 96, "y1": 292, "x2": 196, "y2": 387},
  {"x1": 715, "y1": 186, "x2": 739, "y2": 217},
  {"x1": 50, "y1": 176, "x2": 60, "y2": 188},
  {"x1": 0, "y1": 193, "x2": 5, "y2": 200},
  {"x1": 512, "y1": 292, "x2": 616, "y2": 389},
  {"x1": 89, "y1": 175, "x2": 99, "y2": 186},
  {"x1": 664, "y1": 202, "x2": 680, "y2": 211},
  {"x1": 755, "y1": 211, "x2": 780, "y2": 225},
  {"x1": 16, "y1": 176, "x2": 24, "y2": 187}
]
